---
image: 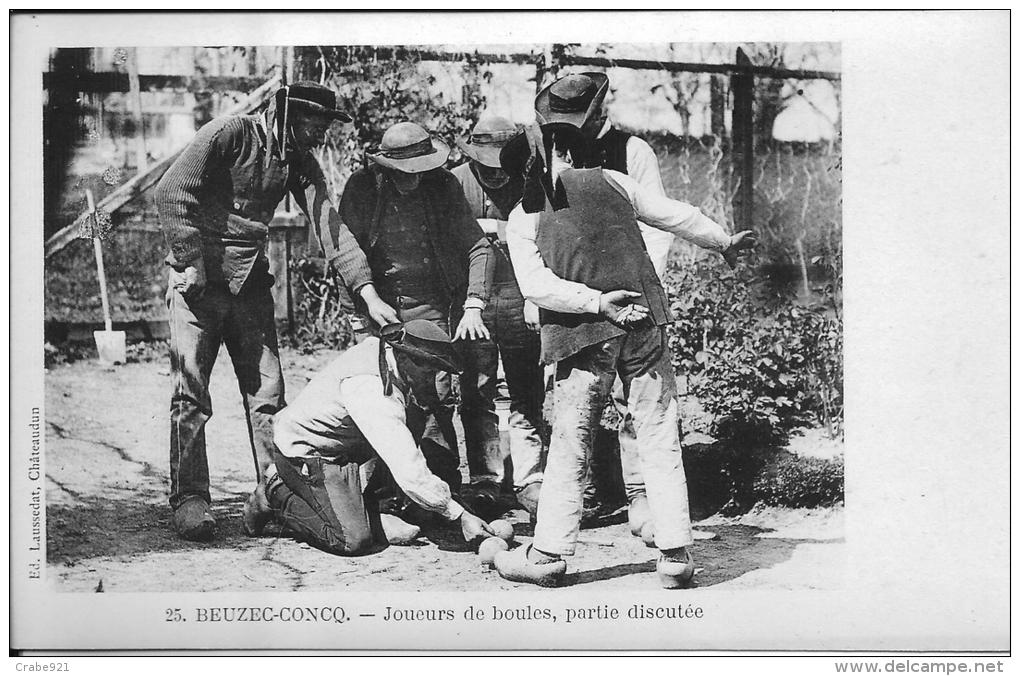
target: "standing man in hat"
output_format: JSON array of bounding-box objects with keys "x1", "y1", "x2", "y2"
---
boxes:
[
  {"x1": 452, "y1": 114, "x2": 546, "y2": 518},
  {"x1": 537, "y1": 71, "x2": 677, "y2": 535},
  {"x1": 338, "y1": 121, "x2": 493, "y2": 494},
  {"x1": 156, "y1": 81, "x2": 399, "y2": 542},
  {"x1": 493, "y1": 125, "x2": 755, "y2": 587},
  {"x1": 242, "y1": 319, "x2": 496, "y2": 555}
]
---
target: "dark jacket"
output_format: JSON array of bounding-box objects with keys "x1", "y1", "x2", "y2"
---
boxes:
[
  {"x1": 536, "y1": 168, "x2": 671, "y2": 363},
  {"x1": 155, "y1": 114, "x2": 372, "y2": 295},
  {"x1": 338, "y1": 167, "x2": 493, "y2": 305}
]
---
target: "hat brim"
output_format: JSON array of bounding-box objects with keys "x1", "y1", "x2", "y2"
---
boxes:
[
  {"x1": 288, "y1": 99, "x2": 353, "y2": 123},
  {"x1": 455, "y1": 138, "x2": 505, "y2": 168},
  {"x1": 535, "y1": 72, "x2": 610, "y2": 128},
  {"x1": 498, "y1": 123, "x2": 587, "y2": 177},
  {"x1": 368, "y1": 137, "x2": 451, "y2": 173}
]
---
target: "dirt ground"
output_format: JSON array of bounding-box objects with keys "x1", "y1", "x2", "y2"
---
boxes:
[{"x1": 43, "y1": 345, "x2": 844, "y2": 593}]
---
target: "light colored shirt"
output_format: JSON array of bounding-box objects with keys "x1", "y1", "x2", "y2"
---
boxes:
[
  {"x1": 597, "y1": 122, "x2": 674, "y2": 278},
  {"x1": 505, "y1": 169, "x2": 732, "y2": 315},
  {"x1": 274, "y1": 340, "x2": 464, "y2": 521}
]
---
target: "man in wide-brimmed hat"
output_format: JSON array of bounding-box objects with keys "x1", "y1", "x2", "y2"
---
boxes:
[
  {"x1": 242, "y1": 319, "x2": 496, "y2": 555},
  {"x1": 538, "y1": 71, "x2": 679, "y2": 536},
  {"x1": 493, "y1": 123, "x2": 755, "y2": 588},
  {"x1": 338, "y1": 121, "x2": 494, "y2": 494},
  {"x1": 451, "y1": 114, "x2": 546, "y2": 520},
  {"x1": 156, "y1": 81, "x2": 398, "y2": 542}
]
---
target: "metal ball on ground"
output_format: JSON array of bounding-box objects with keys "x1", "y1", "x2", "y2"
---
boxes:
[
  {"x1": 478, "y1": 536, "x2": 509, "y2": 567},
  {"x1": 488, "y1": 519, "x2": 515, "y2": 543}
]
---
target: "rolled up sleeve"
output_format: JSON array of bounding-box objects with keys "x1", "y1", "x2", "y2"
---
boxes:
[{"x1": 340, "y1": 376, "x2": 463, "y2": 521}]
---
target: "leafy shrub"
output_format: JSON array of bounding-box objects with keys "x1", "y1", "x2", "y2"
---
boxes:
[
  {"x1": 752, "y1": 450, "x2": 844, "y2": 508},
  {"x1": 665, "y1": 259, "x2": 843, "y2": 446},
  {"x1": 287, "y1": 256, "x2": 354, "y2": 352}
]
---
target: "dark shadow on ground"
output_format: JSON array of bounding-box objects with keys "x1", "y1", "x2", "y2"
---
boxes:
[{"x1": 47, "y1": 494, "x2": 262, "y2": 564}]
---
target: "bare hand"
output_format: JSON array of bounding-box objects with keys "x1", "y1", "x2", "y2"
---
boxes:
[
  {"x1": 459, "y1": 511, "x2": 496, "y2": 545},
  {"x1": 454, "y1": 308, "x2": 491, "y2": 341},
  {"x1": 523, "y1": 300, "x2": 541, "y2": 333},
  {"x1": 598, "y1": 290, "x2": 649, "y2": 325},
  {"x1": 170, "y1": 260, "x2": 207, "y2": 301},
  {"x1": 722, "y1": 230, "x2": 757, "y2": 269},
  {"x1": 358, "y1": 284, "x2": 400, "y2": 326}
]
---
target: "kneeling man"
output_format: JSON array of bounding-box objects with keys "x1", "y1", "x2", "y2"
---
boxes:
[{"x1": 243, "y1": 320, "x2": 494, "y2": 555}]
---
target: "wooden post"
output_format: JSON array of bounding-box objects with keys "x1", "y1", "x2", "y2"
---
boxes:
[
  {"x1": 710, "y1": 74, "x2": 726, "y2": 139},
  {"x1": 731, "y1": 48, "x2": 754, "y2": 231},
  {"x1": 126, "y1": 47, "x2": 147, "y2": 172}
]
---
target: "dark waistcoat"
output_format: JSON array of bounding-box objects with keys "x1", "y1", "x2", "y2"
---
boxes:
[{"x1": 535, "y1": 168, "x2": 672, "y2": 364}]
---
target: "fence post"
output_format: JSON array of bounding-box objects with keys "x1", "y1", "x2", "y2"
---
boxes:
[{"x1": 731, "y1": 47, "x2": 754, "y2": 231}]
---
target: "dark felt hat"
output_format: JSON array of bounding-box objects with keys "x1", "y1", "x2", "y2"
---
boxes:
[
  {"x1": 380, "y1": 320, "x2": 463, "y2": 374},
  {"x1": 535, "y1": 72, "x2": 609, "y2": 128},
  {"x1": 368, "y1": 122, "x2": 451, "y2": 173},
  {"x1": 456, "y1": 115, "x2": 518, "y2": 168},
  {"x1": 278, "y1": 81, "x2": 352, "y2": 122}
]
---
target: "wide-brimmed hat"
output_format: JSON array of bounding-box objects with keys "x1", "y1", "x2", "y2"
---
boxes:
[
  {"x1": 368, "y1": 122, "x2": 451, "y2": 173},
  {"x1": 380, "y1": 319, "x2": 463, "y2": 375},
  {"x1": 456, "y1": 115, "x2": 518, "y2": 168},
  {"x1": 277, "y1": 81, "x2": 352, "y2": 123},
  {"x1": 498, "y1": 122, "x2": 587, "y2": 179},
  {"x1": 535, "y1": 72, "x2": 610, "y2": 128}
]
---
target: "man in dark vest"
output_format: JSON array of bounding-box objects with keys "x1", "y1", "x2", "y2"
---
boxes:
[
  {"x1": 493, "y1": 125, "x2": 754, "y2": 587},
  {"x1": 242, "y1": 319, "x2": 496, "y2": 554},
  {"x1": 338, "y1": 122, "x2": 493, "y2": 493},
  {"x1": 156, "y1": 82, "x2": 399, "y2": 542},
  {"x1": 451, "y1": 114, "x2": 546, "y2": 518},
  {"x1": 537, "y1": 72, "x2": 676, "y2": 535}
]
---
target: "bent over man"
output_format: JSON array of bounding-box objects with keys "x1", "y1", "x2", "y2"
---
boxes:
[
  {"x1": 243, "y1": 320, "x2": 494, "y2": 555},
  {"x1": 494, "y1": 125, "x2": 754, "y2": 588},
  {"x1": 156, "y1": 82, "x2": 398, "y2": 541}
]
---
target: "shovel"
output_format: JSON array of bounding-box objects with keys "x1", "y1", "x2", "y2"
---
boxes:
[{"x1": 80, "y1": 188, "x2": 126, "y2": 365}]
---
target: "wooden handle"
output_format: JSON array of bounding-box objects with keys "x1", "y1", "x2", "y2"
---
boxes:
[{"x1": 93, "y1": 237, "x2": 112, "y2": 332}]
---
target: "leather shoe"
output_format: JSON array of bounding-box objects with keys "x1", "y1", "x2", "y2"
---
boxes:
[{"x1": 173, "y1": 496, "x2": 216, "y2": 541}]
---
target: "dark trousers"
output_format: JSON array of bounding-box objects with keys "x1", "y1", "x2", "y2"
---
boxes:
[
  {"x1": 384, "y1": 297, "x2": 461, "y2": 492},
  {"x1": 166, "y1": 283, "x2": 284, "y2": 509},
  {"x1": 458, "y1": 283, "x2": 546, "y2": 489}
]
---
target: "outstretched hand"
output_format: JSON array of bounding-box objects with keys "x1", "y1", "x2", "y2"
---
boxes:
[
  {"x1": 599, "y1": 290, "x2": 649, "y2": 325},
  {"x1": 722, "y1": 230, "x2": 757, "y2": 269},
  {"x1": 454, "y1": 308, "x2": 491, "y2": 341},
  {"x1": 459, "y1": 511, "x2": 496, "y2": 545}
]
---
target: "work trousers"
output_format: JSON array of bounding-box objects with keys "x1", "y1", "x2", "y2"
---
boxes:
[
  {"x1": 166, "y1": 282, "x2": 284, "y2": 510},
  {"x1": 458, "y1": 283, "x2": 545, "y2": 490},
  {"x1": 533, "y1": 326, "x2": 693, "y2": 555}
]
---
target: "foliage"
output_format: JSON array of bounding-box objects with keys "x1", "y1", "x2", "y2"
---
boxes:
[
  {"x1": 752, "y1": 451, "x2": 844, "y2": 508},
  {"x1": 299, "y1": 47, "x2": 493, "y2": 200},
  {"x1": 286, "y1": 256, "x2": 354, "y2": 352},
  {"x1": 665, "y1": 259, "x2": 843, "y2": 446}
]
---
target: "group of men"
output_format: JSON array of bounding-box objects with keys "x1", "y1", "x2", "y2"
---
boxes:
[{"x1": 155, "y1": 72, "x2": 753, "y2": 589}]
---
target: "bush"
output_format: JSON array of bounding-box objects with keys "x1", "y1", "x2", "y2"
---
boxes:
[
  {"x1": 752, "y1": 451, "x2": 844, "y2": 508},
  {"x1": 665, "y1": 259, "x2": 843, "y2": 446},
  {"x1": 286, "y1": 256, "x2": 355, "y2": 352}
]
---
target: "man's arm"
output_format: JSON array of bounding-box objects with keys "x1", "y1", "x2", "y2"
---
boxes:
[
  {"x1": 340, "y1": 375, "x2": 465, "y2": 521},
  {"x1": 603, "y1": 169, "x2": 734, "y2": 252},
  {"x1": 505, "y1": 205, "x2": 602, "y2": 315},
  {"x1": 154, "y1": 117, "x2": 238, "y2": 268},
  {"x1": 290, "y1": 154, "x2": 374, "y2": 291}
]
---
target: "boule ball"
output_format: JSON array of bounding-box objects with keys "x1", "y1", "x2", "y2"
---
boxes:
[
  {"x1": 640, "y1": 521, "x2": 656, "y2": 548},
  {"x1": 488, "y1": 519, "x2": 515, "y2": 543},
  {"x1": 478, "y1": 536, "x2": 509, "y2": 567}
]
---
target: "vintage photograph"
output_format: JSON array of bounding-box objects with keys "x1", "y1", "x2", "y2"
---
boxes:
[
  {"x1": 39, "y1": 39, "x2": 844, "y2": 594},
  {"x1": 11, "y1": 11, "x2": 1008, "y2": 656}
]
